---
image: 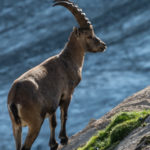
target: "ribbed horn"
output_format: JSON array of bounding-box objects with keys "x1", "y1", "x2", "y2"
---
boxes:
[{"x1": 53, "y1": 0, "x2": 92, "y2": 28}]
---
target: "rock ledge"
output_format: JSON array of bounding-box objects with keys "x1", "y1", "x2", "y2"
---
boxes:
[{"x1": 58, "y1": 86, "x2": 150, "y2": 150}]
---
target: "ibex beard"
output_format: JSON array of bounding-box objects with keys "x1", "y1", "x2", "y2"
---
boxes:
[{"x1": 7, "y1": 0, "x2": 106, "y2": 150}]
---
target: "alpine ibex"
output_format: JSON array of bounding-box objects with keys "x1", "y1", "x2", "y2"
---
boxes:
[{"x1": 7, "y1": 0, "x2": 106, "y2": 150}]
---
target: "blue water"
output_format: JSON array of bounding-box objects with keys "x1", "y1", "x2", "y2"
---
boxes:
[{"x1": 0, "y1": 0, "x2": 150, "y2": 149}]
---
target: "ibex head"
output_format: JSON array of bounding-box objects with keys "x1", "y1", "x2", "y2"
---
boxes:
[{"x1": 53, "y1": 0, "x2": 106, "y2": 53}]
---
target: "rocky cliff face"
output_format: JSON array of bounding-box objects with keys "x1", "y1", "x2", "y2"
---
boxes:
[{"x1": 58, "y1": 86, "x2": 150, "y2": 150}]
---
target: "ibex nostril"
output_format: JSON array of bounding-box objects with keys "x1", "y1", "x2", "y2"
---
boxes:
[{"x1": 102, "y1": 43, "x2": 106, "y2": 48}]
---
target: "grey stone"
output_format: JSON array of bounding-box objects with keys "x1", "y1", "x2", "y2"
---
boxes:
[{"x1": 58, "y1": 86, "x2": 150, "y2": 150}]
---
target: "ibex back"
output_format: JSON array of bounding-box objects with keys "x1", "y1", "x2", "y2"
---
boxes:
[{"x1": 7, "y1": 0, "x2": 106, "y2": 150}]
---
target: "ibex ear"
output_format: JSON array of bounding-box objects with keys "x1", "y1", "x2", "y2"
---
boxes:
[{"x1": 73, "y1": 27, "x2": 80, "y2": 37}]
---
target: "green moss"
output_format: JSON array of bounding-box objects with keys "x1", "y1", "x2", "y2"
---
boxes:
[{"x1": 78, "y1": 110, "x2": 150, "y2": 150}]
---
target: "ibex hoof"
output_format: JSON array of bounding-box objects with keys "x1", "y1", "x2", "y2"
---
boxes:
[
  {"x1": 60, "y1": 137, "x2": 68, "y2": 145},
  {"x1": 50, "y1": 142, "x2": 58, "y2": 150},
  {"x1": 21, "y1": 146, "x2": 30, "y2": 150}
]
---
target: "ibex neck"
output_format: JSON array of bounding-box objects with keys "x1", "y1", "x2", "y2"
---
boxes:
[{"x1": 60, "y1": 33, "x2": 85, "y2": 70}]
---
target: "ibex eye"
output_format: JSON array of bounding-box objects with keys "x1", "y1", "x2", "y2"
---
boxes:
[{"x1": 88, "y1": 36, "x2": 92, "y2": 39}]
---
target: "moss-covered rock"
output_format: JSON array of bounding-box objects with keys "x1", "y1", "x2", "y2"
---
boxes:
[{"x1": 78, "y1": 110, "x2": 150, "y2": 150}]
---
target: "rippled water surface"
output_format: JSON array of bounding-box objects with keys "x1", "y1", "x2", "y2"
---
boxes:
[{"x1": 0, "y1": 0, "x2": 150, "y2": 149}]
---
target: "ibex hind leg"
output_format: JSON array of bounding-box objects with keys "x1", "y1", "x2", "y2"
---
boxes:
[
  {"x1": 21, "y1": 117, "x2": 44, "y2": 150},
  {"x1": 12, "y1": 124, "x2": 22, "y2": 150},
  {"x1": 10, "y1": 117, "x2": 22, "y2": 150},
  {"x1": 8, "y1": 104, "x2": 22, "y2": 150}
]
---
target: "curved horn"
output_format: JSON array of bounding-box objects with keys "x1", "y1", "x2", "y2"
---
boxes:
[{"x1": 53, "y1": 0, "x2": 92, "y2": 28}]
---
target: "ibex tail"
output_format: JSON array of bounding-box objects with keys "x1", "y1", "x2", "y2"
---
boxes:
[{"x1": 9, "y1": 103, "x2": 21, "y2": 125}]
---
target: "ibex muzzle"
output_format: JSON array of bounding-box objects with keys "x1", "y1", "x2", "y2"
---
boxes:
[{"x1": 7, "y1": 0, "x2": 107, "y2": 150}]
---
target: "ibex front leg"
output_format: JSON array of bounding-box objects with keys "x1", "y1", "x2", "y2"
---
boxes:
[
  {"x1": 49, "y1": 113, "x2": 58, "y2": 150},
  {"x1": 59, "y1": 99, "x2": 70, "y2": 145}
]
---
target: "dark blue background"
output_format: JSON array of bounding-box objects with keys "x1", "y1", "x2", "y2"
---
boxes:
[{"x1": 0, "y1": 0, "x2": 150, "y2": 149}]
